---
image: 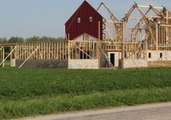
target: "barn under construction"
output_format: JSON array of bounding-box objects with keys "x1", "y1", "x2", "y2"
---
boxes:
[{"x1": 1, "y1": 1, "x2": 171, "y2": 69}]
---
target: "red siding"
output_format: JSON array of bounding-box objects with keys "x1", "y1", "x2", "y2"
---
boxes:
[{"x1": 65, "y1": 1, "x2": 103, "y2": 40}]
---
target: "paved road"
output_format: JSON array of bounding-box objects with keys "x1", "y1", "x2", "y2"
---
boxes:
[{"x1": 21, "y1": 102, "x2": 171, "y2": 120}]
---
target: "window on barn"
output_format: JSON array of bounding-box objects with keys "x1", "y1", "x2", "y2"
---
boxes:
[
  {"x1": 160, "y1": 53, "x2": 163, "y2": 58},
  {"x1": 77, "y1": 17, "x2": 81, "y2": 23},
  {"x1": 89, "y1": 16, "x2": 93, "y2": 22},
  {"x1": 148, "y1": 52, "x2": 151, "y2": 58}
]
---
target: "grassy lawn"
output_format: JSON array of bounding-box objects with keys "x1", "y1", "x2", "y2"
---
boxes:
[{"x1": 0, "y1": 67, "x2": 171, "y2": 119}]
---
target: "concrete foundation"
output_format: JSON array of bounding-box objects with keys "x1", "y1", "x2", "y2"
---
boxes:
[
  {"x1": 147, "y1": 51, "x2": 171, "y2": 61},
  {"x1": 68, "y1": 59, "x2": 99, "y2": 69},
  {"x1": 9, "y1": 50, "x2": 171, "y2": 69},
  {"x1": 148, "y1": 61, "x2": 171, "y2": 67},
  {"x1": 122, "y1": 59, "x2": 148, "y2": 68},
  {"x1": 15, "y1": 59, "x2": 68, "y2": 68},
  {"x1": 11, "y1": 59, "x2": 16, "y2": 67}
]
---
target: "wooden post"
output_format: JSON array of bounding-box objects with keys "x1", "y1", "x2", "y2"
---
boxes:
[
  {"x1": 156, "y1": 23, "x2": 159, "y2": 50},
  {"x1": 60, "y1": 41, "x2": 61, "y2": 59},
  {"x1": 166, "y1": 10, "x2": 169, "y2": 46},
  {"x1": 10, "y1": 46, "x2": 12, "y2": 66},
  {"x1": 121, "y1": 22, "x2": 125, "y2": 68},
  {"x1": 97, "y1": 21, "x2": 101, "y2": 68},
  {"x1": 68, "y1": 41, "x2": 70, "y2": 60},
  {"x1": 2, "y1": 47, "x2": 5, "y2": 67}
]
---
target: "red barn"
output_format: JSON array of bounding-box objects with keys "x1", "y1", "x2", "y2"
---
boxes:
[{"x1": 65, "y1": 1, "x2": 103, "y2": 40}]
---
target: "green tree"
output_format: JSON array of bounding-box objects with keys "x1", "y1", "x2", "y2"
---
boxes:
[
  {"x1": 0, "y1": 37, "x2": 8, "y2": 43},
  {"x1": 26, "y1": 36, "x2": 65, "y2": 43},
  {"x1": 8, "y1": 37, "x2": 24, "y2": 43}
]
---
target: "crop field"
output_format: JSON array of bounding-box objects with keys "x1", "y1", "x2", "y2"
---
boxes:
[{"x1": 0, "y1": 67, "x2": 171, "y2": 119}]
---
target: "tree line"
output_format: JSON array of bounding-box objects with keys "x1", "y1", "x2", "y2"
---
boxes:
[{"x1": 0, "y1": 36, "x2": 65, "y2": 43}]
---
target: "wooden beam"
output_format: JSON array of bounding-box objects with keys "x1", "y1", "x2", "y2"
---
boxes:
[
  {"x1": 19, "y1": 46, "x2": 39, "y2": 68},
  {"x1": 2, "y1": 47, "x2": 4, "y2": 67},
  {"x1": 137, "y1": 4, "x2": 163, "y2": 9},
  {"x1": 0, "y1": 43, "x2": 16, "y2": 46},
  {"x1": 160, "y1": 24, "x2": 171, "y2": 27},
  {"x1": 74, "y1": 44, "x2": 93, "y2": 59}
]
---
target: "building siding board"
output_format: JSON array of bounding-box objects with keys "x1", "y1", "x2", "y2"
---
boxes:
[{"x1": 65, "y1": 1, "x2": 103, "y2": 40}]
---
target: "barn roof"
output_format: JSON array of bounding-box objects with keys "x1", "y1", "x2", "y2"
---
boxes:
[{"x1": 65, "y1": 0, "x2": 103, "y2": 28}]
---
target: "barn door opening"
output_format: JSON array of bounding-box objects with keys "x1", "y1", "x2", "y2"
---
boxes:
[
  {"x1": 108, "y1": 52, "x2": 119, "y2": 67},
  {"x1": 110, "y1": 53, "x2": 115, "y2": 66}
]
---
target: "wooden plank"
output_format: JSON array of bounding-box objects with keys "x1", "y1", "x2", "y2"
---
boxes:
[{"x1": 19, "y1": 46, "x2": 40, "y2": 68}]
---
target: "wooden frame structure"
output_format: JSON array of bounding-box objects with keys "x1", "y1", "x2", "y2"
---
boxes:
[
  {"x1": 15, "y1": 42, "x2": 68, "y2": 60},
  {"x1": 97, "y1": 2, "x2": 123, "y2": 42},
  {"x1": 122, "y1": 3, "x2": 171, "y2": 51},
  {"x1": 68, "y1": 40, "x2": 98, "y2": 59},
  {"x1": 98, "y1": 2, "x2": 171, "y2": 58}
]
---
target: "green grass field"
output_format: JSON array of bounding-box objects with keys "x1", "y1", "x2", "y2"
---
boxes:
[{"x1": 0, "y1": 67, "x2": 171, "y2": 119}]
